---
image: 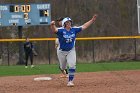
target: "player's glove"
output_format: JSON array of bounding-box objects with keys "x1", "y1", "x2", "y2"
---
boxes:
[{"x1": 33, "y1": 50, "x2": 38, "y2": 56}]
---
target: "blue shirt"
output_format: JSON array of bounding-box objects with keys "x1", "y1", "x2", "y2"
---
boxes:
[{"x1": 56, "y1": 27, "x2": 82, "y2": 51}]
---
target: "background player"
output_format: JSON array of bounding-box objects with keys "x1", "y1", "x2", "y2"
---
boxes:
[
  {"x1": 24, "y1": 37, "x2": 37, "y2": 68},
  {"x1": 51, "y1": 14, "x2": 97, "y2": 87},
  {"x1": 56, "y1": 17, "x2": 64, "y2": 27}
]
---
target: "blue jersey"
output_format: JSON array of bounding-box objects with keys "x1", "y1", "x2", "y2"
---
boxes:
[{"x1": 56, "y1": 27, "x2": 82, "y2": 51}]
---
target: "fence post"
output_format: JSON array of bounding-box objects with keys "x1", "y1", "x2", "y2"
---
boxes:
[
  {"x1": 92, "y1": 40, "x2": 95, "y2": 63},
  {"x1": 17, "y1": 26, "x2": 24, "y2": 65},
  {"x1": 134, "y1": 38, "x2": 137, "y2": 60},
  {"x1": 7, "y1": 42, "x2": 10, "y2": 66},
  {"x1": 48, "y1": 41, "x2": 51, "y2": 64}
]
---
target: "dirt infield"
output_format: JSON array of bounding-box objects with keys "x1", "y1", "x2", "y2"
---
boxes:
[{"x1": 0, "y1": 70, "x2": 140, "y2": 93}]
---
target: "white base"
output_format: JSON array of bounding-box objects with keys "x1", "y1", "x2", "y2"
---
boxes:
[{"x1": 34, "y1": 77, "x2": 52, "y2": 81}]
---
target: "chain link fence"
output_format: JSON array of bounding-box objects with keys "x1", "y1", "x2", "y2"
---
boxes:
[{"x1": 0, "y1": 38, "x2": 140, "y2": 66}]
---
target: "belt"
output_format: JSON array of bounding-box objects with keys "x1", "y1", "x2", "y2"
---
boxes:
[{"x1": 59, "y1": 48, "x2": 72, "y2": 51}]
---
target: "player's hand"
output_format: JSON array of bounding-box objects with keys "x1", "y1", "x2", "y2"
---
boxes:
[
  {"x1": 91, "y1": 14, "x2": 97, "y2": 22},
  {"x1": 50, "y1": 21, "x2": 56, "y2": 25},
  {"x1": 50, "y1": 21, "x2": 58, "y2": 33}
]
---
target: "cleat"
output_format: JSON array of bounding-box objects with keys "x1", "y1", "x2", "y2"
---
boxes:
[
  {"x1": 60, "y1": 74, "x2": 68, "y2": 78},
  {"x1": 25, "y1": 66, "x2": 28, "y2": 68},
  {"x1": 31, "y1": 65, "x2": 34, "y2": 68},
  {"x1": 67, "y1": 81, "x2": 74, "y2": 87}
]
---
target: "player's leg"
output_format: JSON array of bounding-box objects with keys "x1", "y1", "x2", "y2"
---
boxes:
[
  {"x1": 64, "y1": 68, "x2": 68, "y2": 74},
  {"x1": 67, "y1": 48, "x2": 76, "y2": 86},
  {"x1": 57, "y1": 50, "x2": 67, "y2": 77},
  {"x1": 25, "y1": 53, "x2": 29, "y2": 68},
  {"x1": 57, "y1": 49, "x2": 66, "y2": 74},
  {"x1": 30, "y1": 53, "x2": 34, "y2": 68}
]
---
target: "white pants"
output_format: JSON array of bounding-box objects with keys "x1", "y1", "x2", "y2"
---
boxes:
[{"x1": 57, "y1": 47, "x2": 76, "y2": 70}]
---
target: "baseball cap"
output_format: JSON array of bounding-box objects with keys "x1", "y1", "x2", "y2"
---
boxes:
[{"x1": 62, "y1": 17, "x2": 72, "y2": 26}]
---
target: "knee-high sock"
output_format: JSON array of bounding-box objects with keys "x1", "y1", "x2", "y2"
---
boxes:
[{"x1": 68, "y1": 68, "x2": 75, "y2": 81}]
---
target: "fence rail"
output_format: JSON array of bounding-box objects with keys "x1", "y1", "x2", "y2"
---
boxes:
[
  {"x1": 0, "y1": 36, "x2": 139, "y2": 65},
  {"x1": 0, "y1": 36, "x2": 140, "y2": 42}
]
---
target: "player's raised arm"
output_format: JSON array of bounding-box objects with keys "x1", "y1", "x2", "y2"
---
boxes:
[
  {"x1": 81, "y1": 14, "x2": 97, "y2": 31},
  {"x1": 50, "y1": 21, "x2": 58, "y2": 33}
]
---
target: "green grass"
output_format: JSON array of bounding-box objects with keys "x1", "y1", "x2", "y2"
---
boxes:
[
  {"x1": 0, "y1": 61, "x2": 140, "y2": 76},
  {"x1": 77, "y1": 61, "x2": 140, "y2": 72}
]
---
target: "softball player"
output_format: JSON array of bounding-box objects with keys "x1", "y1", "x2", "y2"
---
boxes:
[
  {"x1": 56, "y1": 17, "x2": 68, "y2": 78},
  {"x1": 51, "y1": 14, "x2": 97, "y2": 87},
  {"x1": 56, "y1": 17, "x2": 64, "y2": 27},
  {"x1": 24, "y1": 37, "x2": 35, "y2": 68}
]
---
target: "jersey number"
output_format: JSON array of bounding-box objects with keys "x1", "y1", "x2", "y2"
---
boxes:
[{"x1": 66, "y1": 38, "x2": 72, "y2": 43}]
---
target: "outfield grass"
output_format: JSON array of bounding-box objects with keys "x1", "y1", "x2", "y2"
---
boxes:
[{"x1": 0, "y1": 61, "x2": 140, "y2": 76}]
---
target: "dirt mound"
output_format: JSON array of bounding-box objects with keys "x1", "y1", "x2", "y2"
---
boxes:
[{"x1": 0, "y1": 70, "x2": 140, "y2": 93}]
